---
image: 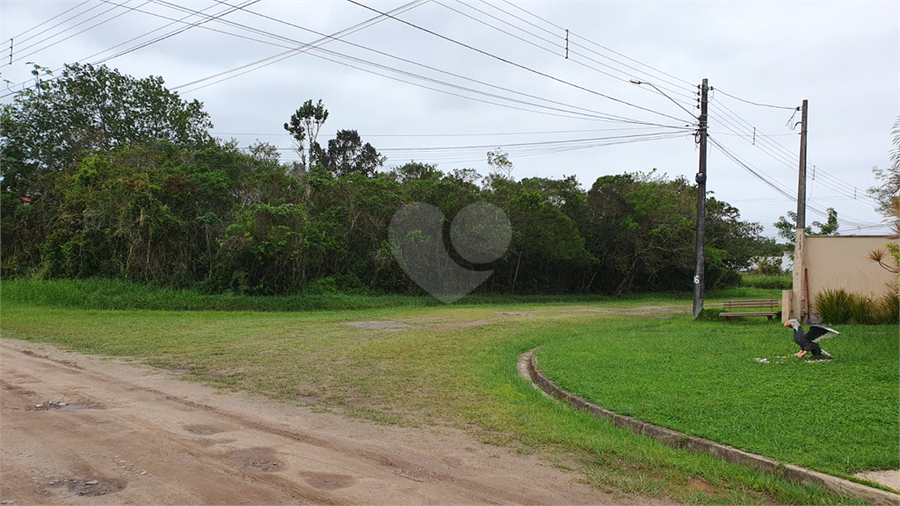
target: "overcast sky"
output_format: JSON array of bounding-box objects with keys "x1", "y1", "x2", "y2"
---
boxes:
[{"x1": 2, "y1": 1, "x2": 898, "y2": 238}]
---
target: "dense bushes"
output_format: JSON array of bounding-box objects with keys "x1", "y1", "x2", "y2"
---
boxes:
[
  {"x1": 814, "y1": 288, "x2": 899, "y2": 325},
  {"x1": 1, "y1": 64, "x2": 771, "y2": 296}
]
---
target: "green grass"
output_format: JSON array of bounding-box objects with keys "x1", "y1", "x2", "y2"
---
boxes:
[
  {"x1": 740, "y1": 273, "x2": 793, "y2": 290},
  {"x1": 536, "y1": 316, "x2": 899, "y2": 477},
  {"x1": 0, "y1": 279, "x2": 887, "y2": 504},
  {"x1": 2, "y1": 277, "x2": 693, "y2": 311}
]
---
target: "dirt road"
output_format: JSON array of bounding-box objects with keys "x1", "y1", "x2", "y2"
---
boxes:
[{"x1": 0, "y1": 338, "x2": 652, "y2": 505}]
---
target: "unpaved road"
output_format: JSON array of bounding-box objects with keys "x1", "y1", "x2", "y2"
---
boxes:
[{"x1": 0, "y1": 338, "x2": 656, "y2": 505}]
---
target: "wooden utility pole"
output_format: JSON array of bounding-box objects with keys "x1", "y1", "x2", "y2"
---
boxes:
[
  {"x1": 796, "y1": 99, "x2": 808, "y2": 229},
  {"x1": 692, "y1": 78, "x2": 709, "y2": 320}
]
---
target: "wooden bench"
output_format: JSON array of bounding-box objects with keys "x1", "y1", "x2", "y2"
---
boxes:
[{"x1": 719, "y1": 299, "x2": 780, "y2": 321}]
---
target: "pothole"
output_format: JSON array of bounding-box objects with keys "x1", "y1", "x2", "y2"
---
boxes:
[
  {"x1": 227, "y1": 447, "x2": 284, "y2": 472},
  {"x1": 46, "y1": 477, "x2": 126, "y2": 496},
  {"x1": 184, "y1": 424, "x2": 224, "y2": 435},
  {"x1": 27, "y1": 400, "x2": 103, "y2": 411},
  {"x1": 300, "y1": 471, "x2": 357, "y2": 490}
]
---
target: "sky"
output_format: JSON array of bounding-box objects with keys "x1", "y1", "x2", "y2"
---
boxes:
[{"x1": 2, "y1": 1, "x2": 898, "y2": 239}]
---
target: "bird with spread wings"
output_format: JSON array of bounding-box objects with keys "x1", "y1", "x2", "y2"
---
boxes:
[{"x1": 784, "y1": 319, "x2": 840, "y2": 359}]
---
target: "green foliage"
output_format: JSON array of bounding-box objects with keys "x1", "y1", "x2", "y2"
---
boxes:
[
  {"x1": 284, "y1": 99, "x2": 328, "y2": 170},
  {"x1": 1, "y1": 63, "x2": 212, "y2": 197},
  {"x1": 318, "y1": 129, "x2": 386, "y2": 178},
  {"x1": 873, "y1": 290, "x2": 900, "y2": 323},
  {"x1": 814, "y1": 289, "x2": 856, "y2": 325},
  {"x1": 813, "y1": 288, "x2": 898, "y2": 325},
  {"x1": 2, "y1": 68, "x2": 774, "y2": 297},
  {"x1": 775, "y1": 208, "x2": 840, "y2": 247},
  {"x1": 741, "y1": 273, "x2": 792, "y2": 290},
  {"x1": 868, "y1": 115, "x2": 900, "y2": 220},
  {"x1": 751, "y1": 256, "x2": 786, "y2": 275}
]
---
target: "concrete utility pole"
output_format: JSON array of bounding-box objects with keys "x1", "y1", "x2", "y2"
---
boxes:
[
  {"x1": 793, "y1": 99, "x2": 809, "y2": 322},
  {"x1": 796, "y1": 99, "x2": 808, "y2": 230},
  {"x1": 692, "y1": 78, "x2": 709, "y2": 320}
]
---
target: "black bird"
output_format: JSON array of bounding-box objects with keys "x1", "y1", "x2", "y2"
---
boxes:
[{"x1": 784, "y1": 319, "x2": 839, "y2": 359}]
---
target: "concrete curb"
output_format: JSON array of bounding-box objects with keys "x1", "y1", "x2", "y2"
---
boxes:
[{"x1": 519, "y1": 349, "x2": 900, "y2": 505}]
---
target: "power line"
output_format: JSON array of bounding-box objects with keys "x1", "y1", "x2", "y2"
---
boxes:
[
  {"x1": 297, "y1": 48, "x2": 688, "y2": 125},
  {"x1": 143, "y1": 0, "x2": 692, "y2": 129},
  {"x1": 84, "y1": 0, "x2": 229, "y2": 64},
  {"x1": 709, "y1": 135, "x2": 880, "y2": 228},
  {"x1": 95, "y1": 0, "x2": 261, "y2": 66},
  {"x1": 166, "y1": 0, "x2": 696, "y2": 127},
  {"x1": 439, "y1": 0, "x2": 697, "y2": 108},
  {"x1": 495, "y1": 0, "x2": 697, "y2": 93},
  {"x1": 713, "y1": 87, "x2": 800, "y2": 111},
  {"x1": 346, "y1": 0, "x2": 695, "y2": 125},
  {"x1": 3, "y1": 1, "x2": 138, "y2": 67},
  {"x1": 3, "y1": 0, "x2": 696, "y2": 130},
  {"x1": 0, "y1": 0, "x2": 260, "y2": 98},
  {"x1": 482, "y1": 0, "x2": 698, "y2": 103},
  {"x1": 4, "y1": 0, "x2": 94, "y2": 44},
  {"x1": 171, "y1": 0, "x2": 429, "y2": 91},
  {"x1": 709, "y1": 97, "x2": 880, "y2": 206}
]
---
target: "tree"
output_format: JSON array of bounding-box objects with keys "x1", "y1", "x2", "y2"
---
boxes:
[
  {"x1": 486, "y1": 148, "x2": 513, "y2": 179},
  {"x1": 319, "y1": 129, "x2": 385, "y2": 178},
  {"x1": 775, "y1": 207, "x2": 839, "y2": 247},
  {"x1": 584, "y1": 171, "x2": 696, "y2": 293},
  {"x1": 867, "y1": 115, "x2": 900, "y2": 279},
  {"x1": 868, "y1": 116, "x2": 900, "y2": 220},
  {"x1": 1, "y1": 62, "x2": 212, "y2": 197},
  {"x1": 283, "y1": 99, "x2": 328, "y2": 171}
]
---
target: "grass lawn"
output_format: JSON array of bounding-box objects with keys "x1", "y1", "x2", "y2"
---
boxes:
[
  {"x1": 1, "y1": 279, "x2": 892, "y2": 504},
  {"x1": 536, "y1": 315, "x2": 899, "y2": 477}
]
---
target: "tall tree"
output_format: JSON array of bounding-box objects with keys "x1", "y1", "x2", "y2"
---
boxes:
[
  {"x1": 319, "y1": 129, "x2": 385, "y2": 178},
  {"x1": 774, "y1": 207, "x2": 839, "y2": 247},
  {"x1": 869, "y1": 116, "x2": 900, "y2": 221},
  {"x1": 283, "y1": 99, "x2": 328, "y2": 171},
  {"x1": 867, "y1": 115, "x2": 900, "y2": 278},
  {"x1": 486, "y1": 148, "x2": 513, "y2": 179},
  {"x1": 1, "y1": 63, "x2": 213, "y2": 197}
]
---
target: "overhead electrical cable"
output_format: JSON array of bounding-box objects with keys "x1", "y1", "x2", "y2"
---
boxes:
[
  {"x1": 346, "y1": 0, "x2": 695, "y2": 125},
  {"x1": 4, "y1": 0, "x2": 94, "y2": 45},
  {"x1": 438, "y1": 0, "x2": 696, "y2": 108},
  {"x1": 176, "y1": 0, "x2": 680, "y2": 126},
  {"x1": 171, "y1": 0, "x2": 429, "y2": 91},
  {"x1": 82, "y1": 0, "x2": 239, "y2": 65},
  {"x1": 302, "y1": 48, "x2": 657, "y2": 123},
  {"x1": 709, "y1": 97, "x2": 880, "y2": 205},
  {"x1": 466, "y1": 0, "x2": 697, "y2": 104},
  {"x1": 711, "y1": 98, "x2": 875, "y2": 202},
  {"x1": 94, "y1": 0, "x2": 261, "y2": 65},
  {"x1": 0, "y1": 0, "x2": 260, "y2": 98},
  {"x1": 714, "y1": 87, "x2": 800, "y2": 111},
  {"x1": 4, "y1": 0, "x2": 141, "y2": 67},
  {"x1": 709, "y1": 136, "x2": 879, "y2": 228},
  {"x1": 139, "y1": 0, "x2": 692, "y2": 129},
  {"x1": 494, "y1": 0, "x2": 696, "y2": 94}
]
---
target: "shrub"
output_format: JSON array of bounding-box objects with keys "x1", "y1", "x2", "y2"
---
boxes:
[
  {"x1": 814, "y1": 288, "x2": 854, "y2": 325},
  {"x1": 872, "y1": 291, "x2": 900, "y2": 324},
  {"x1": 848, "y1": 292, "x2": 872, "y2": 325},
  {"x1": 753, "y1": 256, "x2": 785, "y2": 275},
  {"x1": 815, "y1": 288, "x2": 899, "y2": 325}
]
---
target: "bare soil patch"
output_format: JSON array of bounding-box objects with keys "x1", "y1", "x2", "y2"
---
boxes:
[{"x1": 0, "y1": 338, "x2": 660, "y2": 505}]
